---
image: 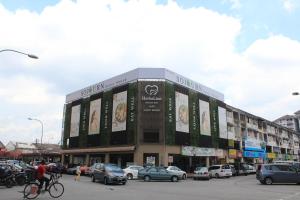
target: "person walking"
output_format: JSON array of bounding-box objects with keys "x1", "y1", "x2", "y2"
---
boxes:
[{"x1": 74, "y1": 164, "x2": 81, "y2": 181}]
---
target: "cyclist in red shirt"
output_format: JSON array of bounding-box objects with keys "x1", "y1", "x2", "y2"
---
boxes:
[{"x1": 37, "y1": 160, "x2": 50, "y2": 191}]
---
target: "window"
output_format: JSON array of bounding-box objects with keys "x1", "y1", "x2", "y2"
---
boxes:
[{"x1": 148, "y1": 168, "x2": 157, "y2": 173}]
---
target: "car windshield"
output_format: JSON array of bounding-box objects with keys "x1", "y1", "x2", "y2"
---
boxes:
[
  {"x1": 105, "y1": 165, "x2": 123, "y2": 173},
  {"x1": 197, "y1": 167, "x2": 208, "y2": 172}
]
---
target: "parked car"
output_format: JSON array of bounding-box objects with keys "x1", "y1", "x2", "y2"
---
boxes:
[
  {"x1": 230, "y1": 165, "x2": 237, "y2": 176},
  {"x1": 193, "y1": 167, "x2": 210, "y2": 180},
  {"x1": 138, "y1": 166, "x2": 181, "y2": 182},
  {"x1": 233, "y1": 163, "x2": 249, "y2": 176},
  {"x1": 247, "y1": 164, "x2": 256, "y2": 174},
  {"x1": 123, "y1": 165, "x2": 144, "y2": 180},
  {"x1": 208, "y1": 165, "x2": 232, "y2": 178},
  {"x1": 166, "y1": 166, "x2": 187, "y2": 180},
  {"x1": 91, "y1": 163, "x2": 126, "y2": 185},
  {"x1": 80, "y1": 165, "x2": 90, "y2": 175},
  {"x1": 256, "y1": 163, "x2": 300, "y2": 185}
]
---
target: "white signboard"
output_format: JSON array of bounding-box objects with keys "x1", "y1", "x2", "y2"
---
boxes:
[
  {"x1": 182, "y1": 146, "x2": 216, "y2": 157},
  {"x1": 175, "y1": 92, "x2": 189, "y2": 133},
  {"x1": 88, "y1": 99, "x2": 101, "y2": 135},
  {"x1": 70, "y1": 105, "x2": 81, "y2": 137},
  {"x1": 112, "y1": 91, "x2": 127, "y2": 132},
  {"x1": 199, "y1": 100, "x2": 211, "y2": 136},
  {"x1": 218, "y1": 107, "x2": 227, "y2": 139}
]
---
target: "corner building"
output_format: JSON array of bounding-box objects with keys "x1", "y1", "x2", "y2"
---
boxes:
[{"x1": 61, "y1": 68, "x2": 299, "y2": 171}]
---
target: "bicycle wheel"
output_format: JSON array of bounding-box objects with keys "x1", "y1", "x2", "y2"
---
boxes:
[
  {"x1": 23, "y1": 182, "x2": 40, "y2": 199},
  {"x1": 49, "y1": 182, "x2": 64, "y2": 198}
]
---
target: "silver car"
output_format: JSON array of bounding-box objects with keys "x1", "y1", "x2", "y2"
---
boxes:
[
  {"x1": 166, "y1": 166, "x2": 187, "y2": 180},
  {"x1": 193, "y1": 167, "x2": 210, "y2": 180}
]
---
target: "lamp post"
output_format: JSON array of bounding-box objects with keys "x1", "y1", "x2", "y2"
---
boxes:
[
  {"x1": 0, "y1": 49, "x2": 38, "y2": 59},
  {"x1": 292, "y1": 92, "x2": 299, "y2": 96},
  {"x1": 28, "y1": 118, "x2": 44, "y2": 159}
]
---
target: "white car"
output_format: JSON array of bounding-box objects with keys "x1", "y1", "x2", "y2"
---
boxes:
[
  {"x1": 208, "y1": 165, "x2": 232, "y2": 178},
  {"x1": 123, "y1": 165, "x2": 144, "y2": 180},
  {"x1": 166, "y1": 166, "x2": 187, "y2": 180}
]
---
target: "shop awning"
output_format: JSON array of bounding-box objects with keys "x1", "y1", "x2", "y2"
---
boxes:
[{"x1": 61, "y1": 146, "x2": 135, "y2": 154}]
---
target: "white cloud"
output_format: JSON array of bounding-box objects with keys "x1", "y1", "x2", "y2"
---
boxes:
[
  {"x1": 282, "y1": 0, "x2": 296, "y2": 12},
  {"x1": 0, "y1": 0, "x2": 299, "y2": 144}
]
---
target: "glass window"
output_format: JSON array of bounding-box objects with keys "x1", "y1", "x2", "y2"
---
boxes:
[{"x1": 148, "y1": 168, "x2": 157, "y2": 173}]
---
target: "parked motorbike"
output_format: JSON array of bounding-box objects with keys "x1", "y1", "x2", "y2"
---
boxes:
[
  {"x1": 0, "y1": 166, "x2": 14, "y2": 188},
  {"x1": 13, "y1": 171, "x2": 27, "y2": 186}
]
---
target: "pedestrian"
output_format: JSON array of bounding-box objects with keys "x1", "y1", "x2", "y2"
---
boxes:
[
  {"x1": 37, "y1": 160, "x2": 50, "y2": 192},
  {"x1": 74, "y1": 164, "x2": 81, "y2": 181}
]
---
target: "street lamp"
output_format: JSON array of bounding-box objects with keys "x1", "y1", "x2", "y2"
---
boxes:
[
  {"x1": 0, "y1": 49, "x2": 38, "y2": 59},
  {"x1": 28, "y1": 118, "x2": 44, "y2": 159},
  {"x1": 292, "y1": 92, "x2": 299, "y2": 96}
]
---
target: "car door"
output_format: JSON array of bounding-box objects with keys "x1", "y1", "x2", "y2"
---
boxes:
[
  {"x1": 94, "y1": 164, "x2": 101, "y2": 180},
  {"x1": 147, "y1": 167, "x2": 159, "y2": 180},
  {"x1": 158, "y1": 168, "x2": 170, "y2": 180}
]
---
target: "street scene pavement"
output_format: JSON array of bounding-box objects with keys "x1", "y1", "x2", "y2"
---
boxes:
[{"x1": 1, "y1": 175, "x2": 300, "y2": 200}]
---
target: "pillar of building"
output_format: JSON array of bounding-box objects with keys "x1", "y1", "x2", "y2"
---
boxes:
[
  {"x1": 85, "y1": 154, "x2": 90, "y2": 166},
  {"x1": 206, "y1": 157, "x2": 210, "y2": 167},
  {"x1": 61, "y1": 154, "x2": 65, "y2": 164},
  {"x1": 105, "y1": 153, "x2": 109, "y2": 163},
  {"x1": 117, "y1": 157, "x2": 121, "y2": 167},
  {"x1": 69, "y1": 155, "x2": 73, "y2": 164}
]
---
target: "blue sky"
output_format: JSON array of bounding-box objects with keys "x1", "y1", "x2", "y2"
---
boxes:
[{"x1": 0, "y1": 0, "x2": 300, "y2": 144}]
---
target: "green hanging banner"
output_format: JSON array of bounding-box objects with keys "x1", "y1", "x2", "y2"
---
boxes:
[
  {"x1": 79, "y1": 98, "x2": 89, "y2": 147},
  {"x1": 63, "y1": 103, "x2": 72, "y2": 149},
  {"x1": 127, "y1": 83, "x2": 137, "y2": 144},
  {"x1": 210, "y1": 98, "x2": 219, "y2": 148},
  {"x1": 100, "y1": 90, "x2": 113, "y2": 146},
  {"x1": 189, "y1": 90, "x2": 200, "y2": 146},
  {"x1": 165, "y1": 82, "x2": 175, "y2": 145}
]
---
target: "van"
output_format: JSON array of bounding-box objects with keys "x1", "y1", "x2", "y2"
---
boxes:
[
  {"x1": 256, "y1": 164, "x2": 300, "y2": 185},
  {"x1": 208, "y1": 165, "x2": 232, "y2": 178}
]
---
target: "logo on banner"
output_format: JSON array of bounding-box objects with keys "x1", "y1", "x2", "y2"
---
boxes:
[{"x1": 145, "y1": 85, "x2": 159, "y2": 96}]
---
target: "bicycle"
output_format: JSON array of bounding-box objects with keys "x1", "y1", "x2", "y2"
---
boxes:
[{"x1": 23, "y1": 173, "x2": 64, "y2": 199}]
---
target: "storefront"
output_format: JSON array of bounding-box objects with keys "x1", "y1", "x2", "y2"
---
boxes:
[{"x1": 243, "y1": 139, "x2": 266, "y2": 163}]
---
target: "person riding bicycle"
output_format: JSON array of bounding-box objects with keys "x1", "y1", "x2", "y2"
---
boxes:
[{"x1": 36, "y1": 160, "x2": 50, "y2": 191}]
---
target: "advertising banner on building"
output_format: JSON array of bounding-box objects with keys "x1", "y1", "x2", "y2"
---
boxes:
[
  {"x1": 112, "y1": 91, "x2": 127, "y2": 132},
  {"x1": 245, "y1": 139, "x2": 265, "y2": 151},
  {"x1": 176, "y1": 92, "x2": 189, "y2": 133},
  {"x1": 267, "y1": 153, "x2": 276, "y2": 159},
  {"x1": 199, "y1": 100, "x2": 211, "y2": 136},
  {"x1": 88, "y1": 98, "x2": 101, "y2": 135},
  {"x1": 182, "y1": 146, "x2": 215, "y2": 157},
  {"x1": 165, "y1": 82, "x2": 175, "y2": 145},
  {"x1": 229, "y1": 149, "x2": 237, "y2": 158},
  {"x1": 70, "y1": 105, "x2": 81, "y2": 137},
  {"x1": 243, "y1": 151, "x2": 265, "y2": 158},
  {"x1": 218, "y1": 107, "x2": 227, "y2": 139}
]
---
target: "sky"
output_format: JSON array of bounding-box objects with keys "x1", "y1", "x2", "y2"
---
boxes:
[{"x1": 0, "y1": 0, "x2": 300, "y2": 145}]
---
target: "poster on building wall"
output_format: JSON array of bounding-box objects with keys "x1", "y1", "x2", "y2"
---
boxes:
[
  {"x1": 218, "y1": 107, "x2": 227, "y2": 139},
  {"x1": 88, "y1": 98, "x2": 101, "y2": 135},
  {"x1": 70, "y1": 105, "x2": 81, "y2": 137},
  {"x1": 112, "y1": 91, "x2": 127, "y2": 132},
  {"x1": 175, "y1": 92, "x2": 189, "y2": 133},
  {"x1": 199, "y1": 100, "x2": 211, "y2": 136}
]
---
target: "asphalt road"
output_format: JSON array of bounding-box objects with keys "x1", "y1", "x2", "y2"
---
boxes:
[{"x1": 1, "y1": 174, "x2": 300, "y2": 200}]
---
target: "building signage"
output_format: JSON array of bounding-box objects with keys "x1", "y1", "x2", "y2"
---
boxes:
[
  {"x1": 141, "y1": 83, "x2": 162, "y2": 112},
  {"x1": 70, "y1": 105, "x2": 81, "y2": 137},
  {"x1": 243, "y1": 151, "x2": 265, "y2": 158},
  {"x1": 218, "y1": 107, "x2": 227, "y2": 139},
  {"x1": 112, "y1": 91, "x2": 127, "y2": 132},
  {"x1": 146, "y1": 156, "x2": 156, "y2": 165},
  {"x1": 273, "y1": 146, "x2": 281, "y2": 153},
  {"x1": 182, "y1": 146, "x2": 215, "y2": 157},
  {"x1": 199, "y1": 100, "x2": 211, "y2": 136},
  {"x1": 66, "y1": 68, "x2": 224, "y2": 103},
  {"x1": 244, "y1": 139, "x2": 265, "y2": 152},
  {"x1": 176, "y1": 92, "x2": 189, "y2": 133},
  {"x1": 267, "y1": 153, "x2": 276, "y2": 159},
  {"x1": 229, "y1": 149, "x2": 237, "y2": 158},
  {"x1": 88, "y1": 99, "x2": 101, "y2": 135},
  {"x1": 216, "y1": 149, "x2": 225, "y2": 158}
]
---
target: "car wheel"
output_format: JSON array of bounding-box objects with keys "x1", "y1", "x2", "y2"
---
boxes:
[
  {"x1": 122, "y1": 181, "x2": 126, "y2": 185},
  {"x1": 144, "y1": 175, "x2": 151, "y2": 182},
  {"x1": 215, "y1": 173, "x2": 220, "y2": 178},
  {"x1": 259, "y1": 180, "x2": 266, "y2": 185},
  {"x1": 182, "y1": 174, "x2": 187, "y2": 180},
  {"x1": 265, "y1": 177, "x2": 273, "y2": 185},
  {"x1": 127, "y1": 173, "x2": 133, "y2": 180},
  {"x1": 171, "y1": 176, "x2": 178, "y2": 182},
  {"x1": 104, "y1": 177, "x2": 108, "y2": 185},
  {"x1": 91, "y1": 175, "x2": 95, "y2": 182}
]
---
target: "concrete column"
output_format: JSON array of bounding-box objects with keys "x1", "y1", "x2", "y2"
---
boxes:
[
  {"x1": 105, "y1": 153, "x2": 109, "y2": 163},
  {"x1": 69, "y1": 155, "x2": 73, "y2": 164},
  {"x1": 61, "y1": 154, "x2": 65, "y2": 164},
  {"x1": 206, "y1": 157, "x2": 210, "y2": 167},
  {"x1": 85, "y1": 154, "x2": 90, "y2": 166}
]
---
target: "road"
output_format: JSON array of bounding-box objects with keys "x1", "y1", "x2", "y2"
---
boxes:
[{"x1": 1, "y1": 174, "x2": 300, "y2": 200}]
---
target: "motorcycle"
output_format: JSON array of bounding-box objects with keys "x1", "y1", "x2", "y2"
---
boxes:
[
  {"x1": 13, "y1": 171, "x2": 27, "y2": 186},
  {"x1": 0, "y1": 166, "x2": 14, "y2": 188}
]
